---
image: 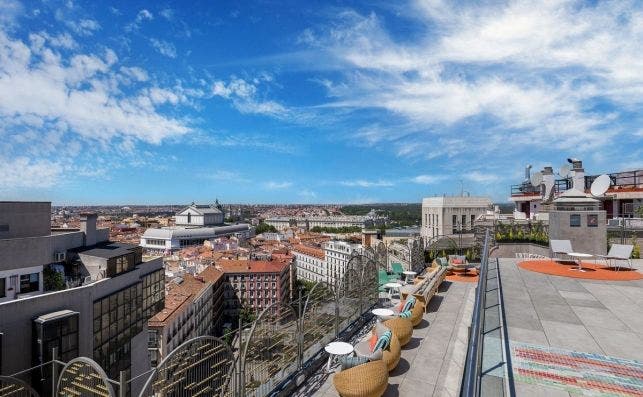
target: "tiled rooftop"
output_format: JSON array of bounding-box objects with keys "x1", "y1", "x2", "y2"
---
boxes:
[
  {"x1": 215, "y1": 258, "x2": 291, "y2": 273},
  {"x1": 148, "y1": 274, "x2": 210, "y2": 326}
]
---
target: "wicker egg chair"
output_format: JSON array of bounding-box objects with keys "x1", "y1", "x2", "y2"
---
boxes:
[
  {"x1": 411, "y1": 301, "x2": 425, "y2": 327},
  {"x1": 382, "y1": 332, "x2": 401, "y2": 371},
  {"x1": 333, "y1": 360, "x2": 389, "y2": 397},
  {"x1": 383, "y1": 317, "x2": 413, "y2": 346}
]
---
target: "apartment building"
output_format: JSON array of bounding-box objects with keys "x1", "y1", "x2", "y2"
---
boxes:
[
  {"x1": 0, "y1": 202, "x2": 164, "y2": 396},
  {"x1": 292, "y1": 245, "x2": 325, "y2": 283},
  {"x1": 293, "y1": 241, "x2": 361, "y2": 286},
  {"x1": 214, "y1": 259, "x2": 291, "y2": 318},
  {"x1": 147, "y1": 274, "x2": 214, "y2": 367}
]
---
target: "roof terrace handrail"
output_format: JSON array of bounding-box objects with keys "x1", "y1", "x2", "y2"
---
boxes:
[{"x1": 461, "y1": 228, "x2": 490, "y2": 397}]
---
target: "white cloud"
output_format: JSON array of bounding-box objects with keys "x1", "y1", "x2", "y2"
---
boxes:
[
  {"x1": 0, "y1": 0, "x2": 23, "y2": 27},
  {"x1": 149, "y1": 38, "x2": 177, "y2": 58},
  {"x1": 160, "y1": 8, "x2": 174, "y2": 20},
  {"x1": 411, "y1": 175, "x2": 444, "y2": 184},
  {"x1": 0, "y1": 156, "x2": 63, "y2": 190},
  {"x1": 340, "y1": 179, "x2": 394, "y2": 187},
  {"x1": 464, "y1": 171, "x2": 501, "y2": 184},
  {"x1": 211, "y1": 77, "x2": 289, "y2": 117},
  {"x1": 136, "y1": 9, "x2": 153, "y2": 23},
  {"x1": 304, "y1": 1, "x2": 642, "y2": 162},
  {"x1": 0, "y1": 28, "x2": 193, "y2": 188},
  {"x1": 264, "y1": 181, "x2": 293, "y2": 190},
  {"x1": 67, "y1": 19, "x2": 101, "y2": 36},
  {"x1": 120, "y1": 66, "x2": 149, "y2": 82},
  {"x1": 126, "y1": 9, "x2": 154, "y2": 31}
]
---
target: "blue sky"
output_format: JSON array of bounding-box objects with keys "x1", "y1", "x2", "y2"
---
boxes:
[{"x1": 0, "y1": 0, "x2": 641, "y2": 205}]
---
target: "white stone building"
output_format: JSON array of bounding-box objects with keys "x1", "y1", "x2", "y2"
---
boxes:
[
  {"x1": 421, "y1": 196, "x2": 492, "y2": 241},
  {"x1": 292, "y1": 241, "x2": 362, "y2": 286}
]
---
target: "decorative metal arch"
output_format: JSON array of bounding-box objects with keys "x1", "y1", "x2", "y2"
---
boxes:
[
  {"x1": 300, "y1": 281, "x2": 337, "y2": 361},
  {"x1": 138, "y1": 336, "x2": 235, "y2": 397},
  {"x1": 358, "y1": 257, "x2": 379, "y2": 308},
  {"x1": 56, "y1": 357, "x2": 115, "y2": 397},
  {"x1": 0, "y1": 375, "x2": 40, "y2": 397},
  {"x1": 425, "y1": 234, "x2": 460, "y2": 252},
  {"x1": 375, "y1": 242, "x2": 387, "y2": 267},
  {"x1": 241, "y1": 302, "x2": 299, "y2": 397}
]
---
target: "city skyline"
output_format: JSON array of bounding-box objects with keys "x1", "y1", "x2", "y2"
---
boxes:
[{"x1": 1, "y1": 0, "x2": 641, "y2": 205}]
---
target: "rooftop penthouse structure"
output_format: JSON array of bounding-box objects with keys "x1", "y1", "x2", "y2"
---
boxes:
[{"x1": 511, "y1": 164, "x2": 643, "y2": 219}]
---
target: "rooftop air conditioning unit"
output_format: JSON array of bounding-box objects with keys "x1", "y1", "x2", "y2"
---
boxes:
[{"x1": 54, "y1": 252, "x2": 66, "y2": 262}]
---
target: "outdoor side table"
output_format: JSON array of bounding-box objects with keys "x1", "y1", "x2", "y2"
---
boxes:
[
  {"x1": 372, "y1": 308, "x2": 394, "y2": 322},
  {"x1": 568, "y1": 252, "x2": 593, "y2": 272},
  {"x1": 384, "y1": 282, "x2": 403, "y2": 304},
  {"x1": 324, "y1": 341, "x2": 354, "y2": 372},
  {"x1": 402, "y1": 271, "x2": 417, "y2": 284}
]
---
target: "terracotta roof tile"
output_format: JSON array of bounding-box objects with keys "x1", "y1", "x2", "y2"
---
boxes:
[{"x1": 216, "y1": 259, "x2": 291, "y2": 274}]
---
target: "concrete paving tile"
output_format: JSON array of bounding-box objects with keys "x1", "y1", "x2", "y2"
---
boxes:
[
  {"x1": 397, "y1": 379, "x2": 435, "y2": 397},
  {"x1": 540, "y1": 320, "x2": 604, "y2": 354},
  {"x1": 507, "y1": 326, "x2": 549, "y2": 346},
  {"x1": 586, "y1": 326, "x2": 643, "y2": 361},
  {"x1": 570, "y1": 306, "x2": 629, "y2": 331},
  {"x1": 558, "y1": 290, "x2": 597, "y2": 301},
  {"x1": 534, "y1": 303, "x2": 582, "y2": 324}
]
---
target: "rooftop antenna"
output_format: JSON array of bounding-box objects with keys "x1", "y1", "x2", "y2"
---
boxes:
[
  {"x1": 590, "y1": 174, "x2": 611, "y2": 197},
  {"x1": 459, "y1": 179, "x2": 464, "y2": 197}
]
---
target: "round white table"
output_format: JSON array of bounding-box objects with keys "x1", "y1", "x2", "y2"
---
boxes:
[
  {"x1": 372, "y1": 308, "x2": 394, "y2": 322},
  {"x1": 324, "y1": 341, "x2": 354, "y2": 371},
  {"x1": 384, "y1": 282, "x2": 403, "y2": 304},
  {"x1": 402, "y1": 270, "x2": 417, "y2": 284},
  {"x1": 567, "y1": 252, "x2": 593, "y2": 272}
]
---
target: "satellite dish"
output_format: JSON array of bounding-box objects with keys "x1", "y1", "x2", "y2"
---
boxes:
[
  {"x1": 530, "y1": 172, "x2": 543, "y2": 187},
  {"x1": 560, "y1": 164, "x2": 571, "y2": 177},
  {"x1": 590, "y1": 174, "x2": 611, "y2": 197}
]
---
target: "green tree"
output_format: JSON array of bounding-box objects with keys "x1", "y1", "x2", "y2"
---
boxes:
[
  {"x1": 43, "y1": 267, "x2": 65, "y2": 291},
  {"x1": 255, "y1": 222, "x2": 277, "y2": 234},
  {"x1": 239, "y1": 304, "x2": 256, "y2": 325},
  {"x1": 636, "y1": 206, "x2": 643, "y2": 217}
]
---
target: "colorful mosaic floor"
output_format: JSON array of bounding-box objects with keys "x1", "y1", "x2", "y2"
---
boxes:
[{"x1": 511, "y1": 342, "x2": 643, "y2": 396}]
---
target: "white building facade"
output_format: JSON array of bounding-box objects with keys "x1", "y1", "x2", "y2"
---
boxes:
[
  {"x1": 421, "y1": 196, "x2": 492, "y2": 241},
  {"x1": 293, "y1": 241, "x2": 362, "y2": 286}
]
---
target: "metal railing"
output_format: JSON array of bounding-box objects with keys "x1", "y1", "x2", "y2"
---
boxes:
[{"x1": 460, "y1": 229, "x2": 515, "y2": 397}]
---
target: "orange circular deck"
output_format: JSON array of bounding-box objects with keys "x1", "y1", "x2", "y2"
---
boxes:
[
  {"x1": 517, "y1": 260, "x2": 643, "y2": 281},
  {"x1": 446, "y1": 271, "x2": 479, "y2": 283}
]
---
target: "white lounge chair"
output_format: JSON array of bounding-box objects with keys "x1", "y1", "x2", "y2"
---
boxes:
[
  {"x1": 550, "y1": 240, "x2": 573, "y2": 261},
  {"x1": 596, "y1": 244, "x2": 634, "y2": 271}
]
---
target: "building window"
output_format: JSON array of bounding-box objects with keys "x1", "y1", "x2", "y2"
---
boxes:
[
  {"x1": 0, "y1": 277, "x2": 4, "y2": 298},
  {"x1": 187, "y1": 213, "x2": 191, "y2": 224},
  {"x1": 587, "y1": 214, "x2": 598, "y2": 227},
  {"x1": 20, "y1": 273, "x2": 39, "y2": 293},
  {"x1": 570, "y1": 214, "x2": 581, "y2": 227},
  {"x1": 452, "y1": 215, "x2": 457, "y2": 234},
  {"x1": 471, "y1": 215, "x2": 476, "y2": 227}
]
